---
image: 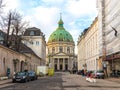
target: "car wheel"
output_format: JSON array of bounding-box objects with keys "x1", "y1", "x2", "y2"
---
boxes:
[
  {"x1": 12, "y1": 80, "x2": 16, "y2": 83},
  {"x1": 24, "y1": 79, "x2": 27, "y2": 83}
]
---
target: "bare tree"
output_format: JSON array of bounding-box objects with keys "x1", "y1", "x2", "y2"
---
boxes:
[
  {"x1": 2, "y1": 10, "x2": 29, "y2": 50},
  {"x1": 11, "y1": 10, "x2": 29, "y2": 51}
]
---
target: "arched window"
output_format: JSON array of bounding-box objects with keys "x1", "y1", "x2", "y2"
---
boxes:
[
  {"x1": 30, "y1": 31, "x2": 34, "y2": 36},
  {"x1": 3, "y1": 57, "x2": 5, "y2": 68}
]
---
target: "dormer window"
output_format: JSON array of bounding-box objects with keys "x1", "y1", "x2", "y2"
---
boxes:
[
  {"x1": 30, "y1": 31, "x2": 34, "y2": 36},
  {"x1": 0, "y1": 32, "x2": 3, "y2": 36}
]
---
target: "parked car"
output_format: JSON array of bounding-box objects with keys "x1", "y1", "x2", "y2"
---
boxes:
[
  {"x1": 110, "y1": 70, "x2": 120, "y2": 77},
  {"x1": 77, "y1": 70, "x2": 82, "y2": 75},
  {"x1": 28, "y1": 71, "x2": 38, "y2": 81},
  {"x1": 12, "y1": 71, "x2": 30, "y2": 83},
  {"x1": 77, "y1": 70, "x2": 85, "y2": 76},
  {"x1": 92, "y1": 70, "x2": 105, "y2": 79}
]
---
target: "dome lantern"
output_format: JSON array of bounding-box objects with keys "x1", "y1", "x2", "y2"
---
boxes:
[{"x1": 58, "y1": 13, "x2": 64, "y2": 28}]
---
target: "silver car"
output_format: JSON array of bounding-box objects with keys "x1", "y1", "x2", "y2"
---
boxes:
[{"x1": 93, "y1": 70, "x2": 105, "y2": 79}]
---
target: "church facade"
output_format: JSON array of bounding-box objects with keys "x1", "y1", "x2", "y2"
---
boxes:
[{"x1": 47, "y1": 16, "x2": 75, "y2": 71}]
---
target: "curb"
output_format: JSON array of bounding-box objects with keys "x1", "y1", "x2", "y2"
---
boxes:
[{"x1": 0, "y1": 79, "x2": 12, "y2": 85}]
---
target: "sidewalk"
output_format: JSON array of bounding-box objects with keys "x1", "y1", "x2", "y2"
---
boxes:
[
  {"x1": 0, "y1": 79, "x2": 12, "y2": 85},
  {"x1": 105, "y1": 77, "x2": 120, "y2": 83}
]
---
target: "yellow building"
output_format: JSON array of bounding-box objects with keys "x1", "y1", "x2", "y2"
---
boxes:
[
  {"x1": 77, "y1": 17, "x2": 99, "y2": 71},
  {"x1": 77, "y1": 33, "x2": 86, "y2": 70},
  {"x1": 47, "y1": 16, "x2": 75, "y2": 71}
]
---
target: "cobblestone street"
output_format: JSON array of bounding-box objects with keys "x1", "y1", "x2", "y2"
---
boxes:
[{"x1": 0, "y1": 72, "x2": 120, "y2": 90}]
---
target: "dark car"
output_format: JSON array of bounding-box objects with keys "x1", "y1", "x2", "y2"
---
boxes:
[
  {"x1": 93, "y1": 70, "x2": 105, "y2": 79},
  {"x1": 12, "y1": 71, "x2": 30, "y2": 83},
  {"x1": 28, "y1": 71, "x2": 38, "y2": 81}
]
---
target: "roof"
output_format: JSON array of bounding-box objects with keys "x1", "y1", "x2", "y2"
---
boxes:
[
  {"x1": 48, "y1": 16, "x2": 74, "y2": 43},
  {"x1": 19, "y1": 43, "x2": 41, "y2": 59},
  {"x1": 23, "y1": 27, "x2": 44, "y2": 36}
]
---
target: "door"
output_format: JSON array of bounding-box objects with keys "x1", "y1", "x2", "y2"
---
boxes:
[
  {"x1": 60, "y1": 64, "x2": 63, "y2": 70},
  {"x1": 65, "y1": 64, "x2": 68, "y2": 70},
  {"x1": 54, "y1": 64, "x2": 57, "y2": 71}
]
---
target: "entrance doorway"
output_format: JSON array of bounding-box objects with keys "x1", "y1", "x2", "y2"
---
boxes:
[
  {"x1": 54, "y1": 64, "x2": 57, "y2": 71},
  {"x1": 65, "y1": 64, "x2": 68, "y2": 70},
  {"x1": 60, "y1": 64, "x2": 63, "y2": 70}
]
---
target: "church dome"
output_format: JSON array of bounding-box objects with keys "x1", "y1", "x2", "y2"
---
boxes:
[{"x1": 48, "y1": 15, "x2": 74, "y2": 43}]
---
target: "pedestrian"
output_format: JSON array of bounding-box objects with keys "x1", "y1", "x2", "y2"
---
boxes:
[{"x1": 7, "y1": 68, "x2": 10, "y2": 79}]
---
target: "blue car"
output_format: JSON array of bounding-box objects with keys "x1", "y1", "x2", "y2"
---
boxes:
[{"x1": 28, "y1": 71, "x2": 38, "y2": 81}]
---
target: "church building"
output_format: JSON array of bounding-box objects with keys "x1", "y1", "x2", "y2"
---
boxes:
[{"x1": 47, "y1": 15, "x2": 75, "y2": 71}]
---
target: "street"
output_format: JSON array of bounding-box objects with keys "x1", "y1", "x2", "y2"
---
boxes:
[{"x1": 0, "y1": 72, "x2": 120, "y2": 90}]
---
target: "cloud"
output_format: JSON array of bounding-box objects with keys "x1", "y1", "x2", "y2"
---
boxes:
[
  {"x1": 2, "y1": 0, "x2": 97, "y2": 46},
  {"x1": 3, "y1": 0, "x2": 20, "y2": 12},
  {"x1": 65, "y1": 0, "x2": 97, "y2": 17},
  {"x1": 23, "y1": 6, "x2": 60, "y2": 41}
]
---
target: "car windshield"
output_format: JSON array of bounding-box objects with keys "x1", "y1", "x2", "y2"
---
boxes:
[
  {"x1": 16, "y1": 72, "x2": 26, "y2": 76},
  {"x1": 97, "y1": 71, "x2": 104, "y2": 73},
  {"x1": 28, "y1": 71, "x2": 35, "y2": 75}
]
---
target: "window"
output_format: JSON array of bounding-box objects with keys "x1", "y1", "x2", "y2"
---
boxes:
[
  {"x1": 59, "y1": 46, "x2": 63, "y2": 52},
  {"x1": 30, "y1": 31, "x2": 34, "y2": 36},
  {"x1": 52, "y1": 47, "x2": 55, "y2": 53},
  {"x1": 36, "y1": 41, "x2": 39, "y2": 45},
  {"x1": 67, "y1": 47, "x2": 70, "y2": 53},
  {"x1": 24, "y1": 41, "x2": 27, "y2": 45},
  {"x1": 54, "y1": 58, "x2": 58, "y2": 63},
  {"x1": 0, "y1": 32, "x2": 2, "y2": 36},
  {"x1": 30, "y1": 41, "x2": 34, "y2": 45},
  {"x1": 65, "y1": 58, "x2": 68, "y2": 63}
]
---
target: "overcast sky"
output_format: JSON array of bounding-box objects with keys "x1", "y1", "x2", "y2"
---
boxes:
[{"x1": 3, "y1": 0, "x2": 97, "y2": 53}]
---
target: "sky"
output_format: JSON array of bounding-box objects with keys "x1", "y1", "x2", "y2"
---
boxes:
[{"x1": 3, "y1": 0, "x2": 97, "y2": 53}]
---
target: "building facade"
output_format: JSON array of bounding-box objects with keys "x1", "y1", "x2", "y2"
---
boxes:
[
  {"x1": 47, "y1": 16, "x2": 75, "y2": 71},
  {"x1": 0, "y1": 27, "x2": 45, "y2": 77},
  {"x1": 22, "y1": 27, "x2": 46, "y2": 65},
  {"x1": 77, "y1": 31, "x2": 86, "y2": 70},
  {"x1": 77, "y1": 17, "x2": 99, "y2": 71},
  {"x1": 97, "y1": 0, "x2": 120, "y2": 76},
  {"x1": 0, "y1": 44, "x2": 41, "y2": 77}
]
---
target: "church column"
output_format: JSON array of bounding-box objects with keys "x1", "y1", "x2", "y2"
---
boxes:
[
  {"x1": 68, "y1": 57, "x2": 72, "y2": 71},
  {"x1": 68, "y1": 57, "x2": 71, "y2": 70},
  {"x1": 57, "y1": 58, "x2": 59, "y2": 70}
]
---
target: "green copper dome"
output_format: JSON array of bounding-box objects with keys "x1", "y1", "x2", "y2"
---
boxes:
[{"x1": 48, "y1": 16, "x2": 74, "y2": 43}]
